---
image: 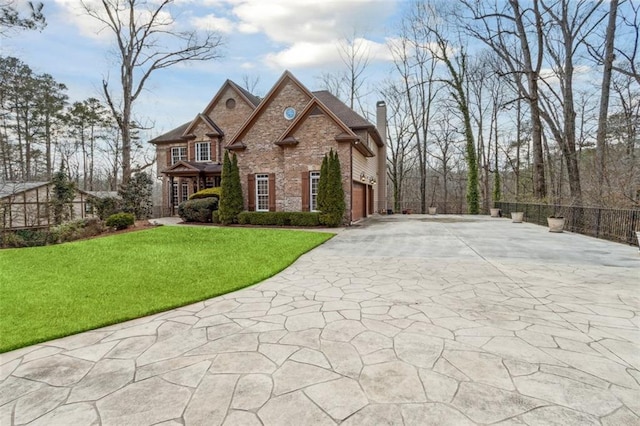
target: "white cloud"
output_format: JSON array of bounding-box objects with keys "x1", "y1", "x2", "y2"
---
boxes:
[
  {"x1": 192, "y1": 14, "x2": 234, "y2": 33},
  {"x1": 263, "y1": 37, "x2": 392, "y2": 69},
  {"x1": 54, "y1": 0, "x2": 174, "y2": 41}
]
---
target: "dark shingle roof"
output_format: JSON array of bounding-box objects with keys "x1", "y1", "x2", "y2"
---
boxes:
[
  {"x1": 149, "y1": 122, "x2": 191, "y2": 144},
  {"x1": 230, "y1": 81, "x2": 261, "y2": 107},
  {"x1": 312, "y1": 91, "x2": 373, "y2": 129},
  {"x1": 0, "y1": 181, "x2": 49, "y2": 198}
]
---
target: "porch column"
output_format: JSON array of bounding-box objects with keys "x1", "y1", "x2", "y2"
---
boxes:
[{"x1": 169, "y1": 176, "x2": 175, "y2": 216}]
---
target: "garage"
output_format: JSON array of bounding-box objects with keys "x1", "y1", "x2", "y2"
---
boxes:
[{"x1": 352, "y1": 182, "x2": 367, "y2": 222}]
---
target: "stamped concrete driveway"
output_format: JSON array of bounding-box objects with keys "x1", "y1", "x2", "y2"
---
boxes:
[{"x1": 1, "y1": 215, "x2": 639, "y2": 425}]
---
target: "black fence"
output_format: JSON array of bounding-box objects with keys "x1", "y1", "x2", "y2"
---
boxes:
[{"x1": 495, "y1": 202, "x2": 640, "y2": 247}]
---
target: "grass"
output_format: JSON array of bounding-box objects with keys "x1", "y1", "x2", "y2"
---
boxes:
[{"x1": 0, "y1": 226, "x2": 333, "y2": 353}]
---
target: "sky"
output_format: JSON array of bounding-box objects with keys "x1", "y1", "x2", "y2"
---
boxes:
[{"x1": 2, "y1": 0, "x2": 406, "y2": 139}]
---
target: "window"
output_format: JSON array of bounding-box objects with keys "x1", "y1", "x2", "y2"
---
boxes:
[
  {"x1": 310, "y1": 171, "x2": 320, "y2": 211},
  {"x1": 181, "y1": 182, "x2": 189, "y2": 202},
  {"x1": 172, "y1": 182, "x2": 179, "y2": 208},
  {"x1": 195, "y1": 142, "x2": 211, "y2": 162},
  {"x1": 171, "y1": 147, "x2": 186, "y2": 165},
  {"x1": 256, "y1": 174, "x2": 269, "y2": 212},
  {"x1": 85, "y1": 201, "x2": 93, "y2": 215}
]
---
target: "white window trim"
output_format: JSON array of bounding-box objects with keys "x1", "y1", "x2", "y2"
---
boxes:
[
  {"x1": 310, "y1": 171, "x2": 320, "y2": 212},
  {"x1": 256, "y1": 174, "x2": 269, "y2": 212},
  {"x1": 171, "y1": 146, "x2": 186, "y2": 165},
  {"x1": 195, "y1": 142, "x2": 211, "y2": 162},
  {"x1": 181, "y1": 182, "x2": 189, "y2": 202}
]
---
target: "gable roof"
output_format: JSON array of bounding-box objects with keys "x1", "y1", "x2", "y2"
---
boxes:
[
  {"x1": 227, "y1": 70, "x2": 315, "y2": 146},
  {"x1": 202, "y1": 79, "x2": 260, "y2": 118},
  {"x1": 182, "y1": 113, "x2": 224, "y2": 138},
  {"x1": 313, "y1": 90, "x2": 383, "y2": 147},
  {"x1": 149, "y1": 122, "x2": 191, "y2": 144},
  {"x1": 277, "y1": 98, "x2": 358, "y2": 143},
  {"x1": 312, "y1": 91, "x2": 372, "y2": 129},
  {"x1": 0, "y1": 181, "x2": 50, "y2": 198}
]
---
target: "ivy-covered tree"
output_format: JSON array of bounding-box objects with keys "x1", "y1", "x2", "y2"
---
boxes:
[
  {"x1": 50, "y1": 163, "x2": 75, "y2": 225},
  {"x1": 318, "y1": 149, "x2": 345, "y2": 227},
  {"x1": 118, "y1": 171, "x2": 152, "y2": 219},
  {"x1": 219, "y1": 151, "x2": 243, "y2": 224}
]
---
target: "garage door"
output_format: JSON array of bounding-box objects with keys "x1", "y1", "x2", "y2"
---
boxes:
[{"x1": 352, "y1": 182, "x2": 366, "y2": 222}]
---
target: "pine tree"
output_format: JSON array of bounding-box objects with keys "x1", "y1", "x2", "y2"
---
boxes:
[
  {"x1": 317, "y1": 153, "x2": 328, "y2": 212},
  {"x1": 218, "y1": 150, "x2": 233, "y2": 224},
  {"x1": 230, "y1": 153, "x2": 244, "y2": 218},
  {"x1": 319, "y1": 149, "x2": 345, "y2": 227}
]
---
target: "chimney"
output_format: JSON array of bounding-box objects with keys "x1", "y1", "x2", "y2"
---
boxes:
[
  {"x1": 376, "y1": 101, "x2": 387, "y2": 213},
  {"x1": 376, "y1": 101, "x2": 387, "y2": 145}
]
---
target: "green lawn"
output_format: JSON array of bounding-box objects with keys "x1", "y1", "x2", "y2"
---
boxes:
[{"x1": 0, "y1": 226, "x2": 333, "y2": 352}]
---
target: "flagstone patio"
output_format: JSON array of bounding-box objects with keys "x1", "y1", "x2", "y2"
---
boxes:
[{"x1": 1, "y1": 214, "x2": 638, "y2": 425}]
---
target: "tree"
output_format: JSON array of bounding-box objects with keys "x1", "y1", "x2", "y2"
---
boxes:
[
  {"x1": 317, "y1": 153, "x2": 328, "y2": 212},
  {"x1": 461, "y1": 0, "x2": 548, "y2": 200},
  {"x1": 424, "y1": 7, "x2": 479, "y2": 214},
  {"x1": 382, "y1": 79, "x2": 415, "y2": 213},
  {"x1": 0, "y1": 1, "x2": 45, "y2": 35},
  {"x1": 81, "y1": 0, "x2": 224, "y2": 185},
  {"x1": 594, "y1": 0, "x2": 619, "y2": 197},
  {"x1": 390, "y1": 1, "x2": 441, "y2": 213},
  {"x1": 218, "y1": 151, "x2": 242, "y2": 224},
  {"x1": 66, "y1": 98, "x2": 111, "y2": 190},
  {"x1": 51, "y1": 163, "x2": 75, "y2": 225},
  {"x1": 118, "y1": 171, "x2": 152, "y2": 219},
  {"x1": 318, "y1": 149, "x2": 345, "y2": 227},
  {"x1": 229, "y1": 153, "x2": 243, "y2": 218}
]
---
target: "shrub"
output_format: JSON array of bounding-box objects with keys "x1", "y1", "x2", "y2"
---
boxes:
[
  {"x1": 94, "y1": 197, "x2": 121, "y2": 220},
  {"x1": 1, "y1": 230, "x2": 47, "y2": 248},
  {"x1": 211, "y1": 210, "x2": 220, "y2": 224},
  {"x1": 236, "y1": 211, "x2": 320, "y2": 227},
  {"x1": 106, "y1": 213, "x2": 135, "y2": 230},
  {"x1": 178, "y1": 197, "x2": 218, "y2": 223},
  {"x1": 219, "y1": 152, "x2": 243, "y2": 225},
  {"x1": 50, "y1": 218, "x2": 105, "y2": 243},
  {"x1": 119, "y1": 172, "x2": 153, "y2": 219},
  {"x1": 289, "y1": 212, "x2": 320, "y2": 226},
  {"x1": 190, "y1": 187, "x2": 221, "y2": 200}
]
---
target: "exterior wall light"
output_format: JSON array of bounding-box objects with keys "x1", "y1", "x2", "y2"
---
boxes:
[{"x1": 360, "y1": 172, "x2": 366, "y2": 182}]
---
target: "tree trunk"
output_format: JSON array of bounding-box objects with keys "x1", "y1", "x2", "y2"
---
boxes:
[{"x1": 595, "y1": 0, "x2": 618, "y2": 199}]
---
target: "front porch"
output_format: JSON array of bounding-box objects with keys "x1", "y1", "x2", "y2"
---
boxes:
[{"x1": 163, "y1": 161, "x2": 222, "y2": 215}]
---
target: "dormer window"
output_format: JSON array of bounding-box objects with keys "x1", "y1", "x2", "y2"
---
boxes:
[{"x1": 195, "y1": 142, "x2": 211, "y2": 162}]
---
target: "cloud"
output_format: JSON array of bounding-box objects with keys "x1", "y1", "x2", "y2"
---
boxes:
[
  {"x1": 54, "y1": 0, "x2": 174, "y2": 41},
  {"x1": 263, "y1": 37, "x2": 392, "y2": 69},
  {"x1": 192, "y1": 14, "x2": 234, "y2": 33}
]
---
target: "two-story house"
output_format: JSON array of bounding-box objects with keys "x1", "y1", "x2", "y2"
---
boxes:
[{"x1": 149, "y1": 71, "x2": 386, "y2": 224}]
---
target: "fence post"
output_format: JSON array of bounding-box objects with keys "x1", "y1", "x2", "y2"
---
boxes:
[{"x1": 596, "y1": 208, "x2": 601, "y2": 238}]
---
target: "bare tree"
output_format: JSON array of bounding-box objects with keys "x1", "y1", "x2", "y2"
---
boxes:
[
  {"x1": 612, "y1": 1, "x2": 640, "y2": 84},
  {"x1": 382, "y1": 80, "x2": 415, "y2": 212},
  {"x1": 0, "y1": 1, "x2": 45, "y2": 36},
  {"x1": 460, "y1": 0, "x2": 548, "y2": 200},
  {"x1": 594, "y1": 0, "x2": 619, "y2": 195},
  {"x1": 81, "y1": 0, "x2": 224, "y2": 185},
  {"x1": 316, "y1": 32, "x2": 372, "y2": 118},
  {"x1": 537, "y1": 0, "x2": 605, "y2": 205},
  {"x1": 390, "y1": 1, "x2": 441, "y2": 213}
]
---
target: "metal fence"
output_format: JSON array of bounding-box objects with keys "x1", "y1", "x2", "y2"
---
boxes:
[{"x1": 495, "y1": 202, "x2": 640, "y2": 246}]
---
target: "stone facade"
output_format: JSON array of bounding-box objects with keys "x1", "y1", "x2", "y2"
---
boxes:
[{"x1": 149, "y1": 71, "x2": 386, "y2": 223}]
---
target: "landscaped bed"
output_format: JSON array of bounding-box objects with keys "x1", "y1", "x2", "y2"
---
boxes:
[{"x1": 0, "y1": 226, "x2": 333, "y2": 352}]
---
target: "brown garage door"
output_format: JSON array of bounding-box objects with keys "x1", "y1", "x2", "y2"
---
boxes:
[{"x1": 352, "y1": 182, "x2": 366, "y2": 222}]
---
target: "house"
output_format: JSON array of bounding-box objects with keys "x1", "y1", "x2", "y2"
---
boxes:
[
  {"x1": 0, "y1": 181, "x2": 115, "y2": 230},
  {"x1": 149, "y1": 71, "x2": 387, "y2": 223}
]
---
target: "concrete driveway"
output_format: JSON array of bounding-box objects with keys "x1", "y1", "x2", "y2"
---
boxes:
[{"x1": 1, "y1": 215, "x2": 639, "y2": 425}]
